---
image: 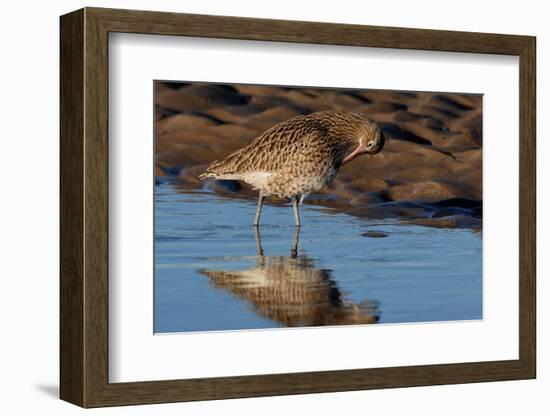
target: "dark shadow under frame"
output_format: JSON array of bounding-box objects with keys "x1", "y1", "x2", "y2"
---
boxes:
[{"x1": 60, "y1": 7, "x2": 536, "y2": 408}]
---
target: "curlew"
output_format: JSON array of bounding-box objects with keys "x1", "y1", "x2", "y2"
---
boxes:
[{"x1": 199, "y1": 111, "x2": 385, "y2": 226}]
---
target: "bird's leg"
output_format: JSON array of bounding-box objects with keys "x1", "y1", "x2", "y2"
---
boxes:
[
  {"x1": 253, "y1": 193, "x2": 265, "y2": 227},
  {"x1": 291, "y1": 226, "x2": 300, "y2": 258},
  {"x1": 254, "y1": 226, "x2": 264, "y2": 257},
  {"x1": 292, "y1": 195, "x2": 301, "y2": 227}
]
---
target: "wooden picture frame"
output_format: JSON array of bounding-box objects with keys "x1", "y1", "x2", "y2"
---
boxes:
[{"x1": 60, "y1": 7, "x2": 536, "y2": 408}]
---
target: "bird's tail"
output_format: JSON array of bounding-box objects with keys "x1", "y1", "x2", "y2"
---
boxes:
[
  {"x1": 198, "y1": 146, "x2": 248, "y2": 180},
  {"x1": 198, "y1": 170, "x2": 214, "y2": 180},
  {"x1": 198, "y1": 157, "x2": 236, "y2": 180}
]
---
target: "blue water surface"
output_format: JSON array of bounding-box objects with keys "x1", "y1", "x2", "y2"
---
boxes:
[{"x1": 154, "y1": 182, "x2": 482, "y2": 333}]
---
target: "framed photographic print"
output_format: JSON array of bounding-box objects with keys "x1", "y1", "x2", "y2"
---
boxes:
[{"x1": 60, "y1": 7, "x2": 536, "y2": 407}]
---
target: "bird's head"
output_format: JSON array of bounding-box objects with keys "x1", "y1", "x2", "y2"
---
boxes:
[{"x1": 341, "y1": 114, "x2": 385, "y2": 165}]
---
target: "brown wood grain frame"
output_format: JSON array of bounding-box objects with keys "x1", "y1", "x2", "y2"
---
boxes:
[{"x1": 60, "y1": 7, "x2": 536, "y2": 408}]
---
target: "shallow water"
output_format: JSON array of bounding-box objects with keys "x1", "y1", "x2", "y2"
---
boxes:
[{"x1": 154, "y1": 182, "x2": 482, "y2": 333}]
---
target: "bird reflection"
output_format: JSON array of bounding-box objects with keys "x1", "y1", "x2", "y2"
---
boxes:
[{"x1": 199, "y1": 228, "x2": 380, "y2": 327}]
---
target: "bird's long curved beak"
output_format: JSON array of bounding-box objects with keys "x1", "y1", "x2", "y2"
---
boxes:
[{"x1": 342, "y1": 144, "x2": 367, "y2": 165}]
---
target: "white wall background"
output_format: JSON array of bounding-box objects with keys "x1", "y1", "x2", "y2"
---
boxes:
[{"x1": 0, "y1": 1, "x2": 545, "y2": 415}]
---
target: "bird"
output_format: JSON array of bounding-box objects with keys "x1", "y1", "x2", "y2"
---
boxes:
[{"x1": 199, "y1": 111, "x2": 385, "y2": 226}]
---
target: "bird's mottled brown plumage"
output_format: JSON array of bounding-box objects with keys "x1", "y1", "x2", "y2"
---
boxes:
[{"x1": 199, "y1": 111, "x2": 385, "y2": 199}]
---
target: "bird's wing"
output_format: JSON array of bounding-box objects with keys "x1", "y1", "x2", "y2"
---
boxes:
[
  {"x1": 202, "y1": 119, "x2": 331, "y2": 176},
  {"x1": 262, "y1": 130, "x2": 343, "y2": 197},
  {"x1": 246, "y1": 124, "x2": 332, "y2": 172}
]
